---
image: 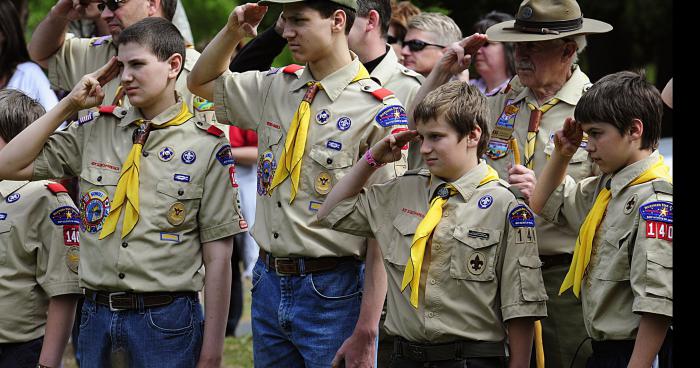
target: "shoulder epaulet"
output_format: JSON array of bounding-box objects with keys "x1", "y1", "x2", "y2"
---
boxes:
[
  {"x1": 206, "y1": 125, "x2": 225, "y2": 137},
  {"x1": 98, "y1": 105, "x2": 128, "y2": 119},
  {"x1": 370, "y1": 87, "x2": 395, "y2": 101},
  {"x1": 508, "y1": 185, "x2": 526, "y2": 201},
  {"x1": 89, "y1": 35, "x2": 112, "y2": 47},
  {"x1": 582, "y1": 82, "x2": 593, "y2": 94},
  {"x1": 46, "y1": 183, "x2": 68, "y2": 195},
  {"x1": 399, "y1": 67, "x2": 424, "y2": 82},
  {"x1": 402, "y1": 168, "x2": 430, "y2": 177},
  {"x1": 283, "y1": 64, "x2": 304, "y2": 75},
  {"x1": 652, "y1": 180, "x2": 673, "y2": 196}
]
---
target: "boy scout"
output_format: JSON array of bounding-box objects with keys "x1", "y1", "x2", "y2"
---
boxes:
[
  {"x1": 530, "y1": 71, "x2": 672, "y2": 367},
  {"x1": 317, "y1": 81, "x2": 547, "y2": 367},
  {"x1": 28, "y1": 0, "x2": 216, "y2": 124},
  {"x1": 0, "y1": 18, "x2": 244, "y2": 367},
  {"x1": 0, "y1": 90, "x2": 81, "y2": 368},
  {"x1": 188, "y1": 0, "x2": 408, "y2": 366}
]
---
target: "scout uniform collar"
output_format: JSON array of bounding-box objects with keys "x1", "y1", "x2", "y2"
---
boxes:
[
  {"x1": 0, "y1": 180, "x2": 28, "y2": 198},
  {"x1": 508, "y1": 65, "x2": 588, "y2": 106},
  {"x1": 288, "y1": 54, "x2": 369, "y2": 101},
  {"x1": 118, "y1": 95, "x2": 189, "y2": 127},
  {"x1": 370, "y1": 47, "x2": 399, "y2": 86},
  {"x1": 428, "y1": 161, "x2": 497, "y2": 203},
  {"x1": 608, "y1": 150, "x2": 670, "y2": 197}
]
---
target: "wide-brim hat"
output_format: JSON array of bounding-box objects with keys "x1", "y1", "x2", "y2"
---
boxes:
[
  {"x1": 486, "y1": 0, "x2": 612, "y2": 42},
  {"x1": 258, "y1": 0, "x2": 358, "y2": 12}
]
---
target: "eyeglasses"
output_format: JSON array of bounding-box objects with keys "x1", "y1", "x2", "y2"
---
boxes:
[
  {"x1": 98, "y1": 0, "x2": 127, "y2": 12},
  {"x1": 401, "y1": 39, "x2": 445, "y2": 52},
  {"x1": 387, "y1": 35, "x2": 400, "y2": 45}
]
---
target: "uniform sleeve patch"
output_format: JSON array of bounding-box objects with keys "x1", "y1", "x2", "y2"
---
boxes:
[
  {"x1": 375, "y1": 105, "x2": 408, "y2": 127},
  {"x1": 509, "y1": 205, "x2": 535, "y2": 228},
  {"x1": 216, "y1": 145, "x2": 235, "y2": 166},
  {"x1": 639, "y1": 201, "x2": 673, "y2": 224},
  {"x1": 266, "y1": 67, "x2": 280, "y2": 76},
  {"x1": 64, "y1": 225, "x2": 80, "y2": 246},
  {"x1": 89, "y1": 35, "x2": 112, "y2": 46},
  {"x1": 194, "y1": 96, "x2": 214, "y2": 112},
  {"x1": 51, "y1": 206, "x2": 81, "y2": 225}
]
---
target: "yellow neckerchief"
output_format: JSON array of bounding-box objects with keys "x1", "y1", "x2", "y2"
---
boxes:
[
  {"x1": 525, "y1": 98, "x2": 560, "y2": 169},
  {"x1": 559, "y1": 155, "x2": 672, "y2": 297},
  {"x1": 99, "y1": 103, "x2": 193, "y2": 239},
  {"x1": 402, "y1": 166, "x2": 500, "y2": 308},
  {"x1": 269, "y1": 64, "x2": 371, "y2": 203}
]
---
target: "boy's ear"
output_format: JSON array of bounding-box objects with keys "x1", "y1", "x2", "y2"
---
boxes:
[
  {"x1": 628, "y1": 118, "x2": 644, "y2": 142},
  {"x1": 167, "y1": 53, "x2": 183, "y2": 80},
  {"x1": 467, "y1": 125, "x2": 482, "y2": 148},
  {"x1": 331, "y1": 9, "x2": 346, "y2": 33},
  {"x1": 366, "y1": 10, "x2": 380, "y2": 32}
]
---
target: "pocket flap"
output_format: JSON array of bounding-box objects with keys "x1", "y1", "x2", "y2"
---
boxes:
[
  {"x1": 309, "y1": 145, "x2": 354, "y2": 170},
  {"x1": 0, "y1": 223, "x2": 11, "y2": 234},
  {"x1": 156, "y1": 179, "x2": 203, "y2": 200},
  {"x1": 604, "y1": 227, "x2": 632, "y2": 249},
  {"x1": 80, "y1": 167, "x2": 120, "y2": 186},
  {"x1": 261, "y1": 122, "x2": 283, "y2": 148},
  {"x1": 518, "y1": 255, "x2": 543, "y2": 268},
  {"x1": 392, "y1": 213, "x2": 421, "y2": 236},
  {"x1": 647, "y1": 249, "x2": 672, "y2": 268},
  {"x1": 453, "y1": 226, "x2": 500, "y2": 249}
]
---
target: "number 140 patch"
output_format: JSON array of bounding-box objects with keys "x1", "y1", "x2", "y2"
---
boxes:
[
  {"x1": 64, "y1": 225, "x2": 80, "y2": 246},
  {"x1": 646, "y1": 222, "x2": 672, "y2": 242}
]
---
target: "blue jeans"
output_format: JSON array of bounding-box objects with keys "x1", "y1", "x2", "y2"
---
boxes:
[
  {"x1": 0, "y1": 336, "x2": 43, "y2": 368},
  {"x1": 78, "y1": 294, "x2": 204, "y2": 368},
  {"x1": 251, "y1": 258, "x2": 364, "y2": 367}
]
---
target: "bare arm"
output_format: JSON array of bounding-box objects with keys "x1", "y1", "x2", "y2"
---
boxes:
[
  {"x1": 187, "y1": 3, "x2": 268, "y2": 100},
  {"x1": 530, "y1": 117, "x2": 583, "y2": 213},
  {"x1": 38, "y1": 294, "x2": 79, "y2": 367},
  {"x1": 231, "y1": 146, "x2": 258, "y2": 166},
  {"x1": 0, "y1": 57, "x2": 118, "y2": 180},
  {"x1": 506, "y1": 318, "x2": 535, "y2": 368},
  {"x1": 28, "y1": 0, "x2": 90, "y2": 68},
  {"x1": 197, "y1": 236, "x2": 234, "y2": 368},
  {"x1": 628, "y1": 314, "x2": 671, "y2": 368}
]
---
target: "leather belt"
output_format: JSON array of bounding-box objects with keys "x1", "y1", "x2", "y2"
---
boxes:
[
  {"x1": 540, "y1": 253, "x2": 573, "y2": 269},
  {"x1": 259, "y1": 249, "x2": 357, "y2": 275},
  {"x1": 393, "y1": 337, "x2": 506, "y2": 362},
  {"x1": 84, "y1": 289, "x2": 196, "y2": 311}
]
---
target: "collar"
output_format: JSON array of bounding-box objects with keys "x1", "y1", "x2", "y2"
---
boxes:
[
  {"x1": 428, "y1": 162, "x2": 490, "y2": 203},
  {"x1": 608, "y1": 150, "x2": 662, "y2": 197},
  {"x1": 509, "y1": 65, "x2": 589, "y2": 106},
  {"x1": 367, "y1": 46, "x2": 396, "y2": 85},
  {"x1": 118, "y1": 94, "x2": 186, "y2": 127},
  {"x1": 288, "y1": 53, "x2": 365, "y2": 102},
  {"x1": 0, "y1": 180, "x2": 29, "y2": 198}
]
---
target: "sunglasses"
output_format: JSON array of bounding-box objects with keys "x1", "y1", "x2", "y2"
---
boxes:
[
  {"x1": 401, "y1": 39, "x2": 445, "y2": 52},
  {"x1": 98, "y1": 0, "x2": 127, "y2": 12},
  {"x1": 387, "y1": 35, "x2": 400, "y2": 45}
]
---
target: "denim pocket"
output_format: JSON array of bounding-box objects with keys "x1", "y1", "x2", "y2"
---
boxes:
[
  {"x1": 250, "y1": 260, "x2": 265, "y2": 294},
  {"x1": 147, "y1": 296, "x2": 195, "y2": 335},
  {"x1": 309, "y1": 261, "x2": 362, "y2": 300},
  {"x1": 79, "y1": 299, "x2": 96, "y2": 329}
]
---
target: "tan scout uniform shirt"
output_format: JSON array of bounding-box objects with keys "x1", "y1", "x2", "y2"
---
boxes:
[
  {"x1": 320, "y1": 162, "x2": 548, "y2": 343},
  {"x1": 540, "y1": 151, "x2": 673, "y2": 341},
  {"x1": 485, "y1": 65, "x2": 596, "y2": 256},
  {"x1": 32, "y1": 100, "x2": 245, "y2": 292},
  {"x1": 48, "y1": 34, "x2": 216, "y2": 123},
  {"x1": 215, "y1": 56, "x2": 408, "y2": 258},
  {"x1": 0, "y1": 180, "x2": 81, "y2": 343}
]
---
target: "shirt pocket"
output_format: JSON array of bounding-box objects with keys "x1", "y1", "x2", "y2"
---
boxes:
[
  {"x1": 385, "y1": 212, "x2": 419, "y2": 268},
  {"x1": 0, "y1": 223, "x2": 13, "y2": 265},
  {"x1": 307, "y1": 145, "x2": 355, "y2": 193},
  {"x1": 450, "y1": 226, "x2": 501, "y2": 282},
  {"x1": 591, "y1": 227, "x2": 632, "y2": 281},
  {"x1": 517, "y1": 256, "x2": 548, "y2": 302},
  {"x1": 259, "y1": 123, "x2": 283, "y2": 150},
  {"x1": 154, "y1": 179, "x2": 204, "y2": 231},
  {"x1": 79, "y1": 168, "x2": 120, "y2": 234},
  {"x1": 645, "y1": 246, "x2": 672, "y2": 299}
]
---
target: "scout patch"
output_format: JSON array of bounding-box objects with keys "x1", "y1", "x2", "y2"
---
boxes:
[
  {"x1": 160, "y1": 232, "x2": 180, "y2": 242},
  {"x1": 326, "y1": 140, "x2": 342, "y2": 151},
  {"x1": 239, "y1": 219, "x2": 248, "y2": 230},
  {"x1": 515, "y1": 227, "x2": 537, "y2": 244},
  {"x1": 315, "y1": 172, "x2": 332, "y2": 195},
  {"x1": 167, "y1": 202, "x2": 186, "y2": 226},
  {"x1": 266, "y1": 67, "x2": 280, "y2": 76},
  {"x1": 89, "y1": 35, "x2": 111, "y2": 46},
  {"x1": 257, "y1": 150, "x2": 277, "y2": 196},
  {"x1": 486, "y1": 100, "x2": 518, "y2": 160},
  {"x1": 181, "y1": 150, "x2": 197, "y2": 164},
  {"x1": 193, "y1": 96, "x2": 214, "y2": 112},
  {"x1": 174, "y1": 174, "x2": 191, "y2": 183},
  {"x1": 478, "y1": 195, "x2": 493, "y2": 209},
  {"x1": 80, "y1": 190, "x2": 110, "y2": 233},
  {"x1": 0, "y1": 213, "x2": 6, "y2": 220},
  {"x1": 509, "y1": 205, "x2": 535, "y2": 228},
  {"x1": 308, "y1": 201, "x2": 322, "y2": 212},
  {"x1": 159, "y1": 147, "x2": 175, "y2": 161},
  {"x1": 316, "y1": 109, "x2": 331, "y2": 125},
  {"x1": 624, "y1": 194, "x2": 638, "y2": 215},
  {"x1": 66, "y1": 246, "x2": 79, "y2": 274},
  {"x1": 50, "y1": 206, "x2": 81, "y2": 225},
  {"x1": 216, "y1": 145, "x2": 235, "y2": 166},
  {"x1": 6, "y1": 193, "x2": 20, "y2": 203},
  {"x1": 337, "y1": 117, "x2": 352, "y2": 131},
  {"x1": 78, "y1": 111, "x2": 98, "y2": 125},
  {"x1": 641, "y1": 201, "x2": 673, "y2": 242},
  {"x1": 467, "y1": 230, "x2": 490, "y2": 240},
  {"x1": 468, "y1": 252, "x2": 486, "y2": 275},
  {"x1": 375, "y1": 105, "x2": 408, "y2": 127},
  {"x1": 229, "y1": 166, "x2": 238, "y2": 188},
  {"x1": 64, "y1": 225, "x2": 80, "y2": 246}
]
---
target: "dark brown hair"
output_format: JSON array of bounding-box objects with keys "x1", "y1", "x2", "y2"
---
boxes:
[{"x1": 0, "y1": 90, "x2": 46, "y2": 143}]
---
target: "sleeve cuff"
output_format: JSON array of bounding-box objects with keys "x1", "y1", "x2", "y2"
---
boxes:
[
  {"x1": 501, "y1": 301, "x2": 548, "y2": 322},
  {"x1": 633, "y1": 296, "x2": 673, "y2": 318},
  {"x1": 32, "y1": 153, "x2": 51, "y2": 181},
  {"x1": 44, "y1": 280, "x2": 82, "y2": 298},
  {"x1": 540, "y1": 182, "x2": 566, "y2": 223},
  {"x1": 200, "y1": 220, "x2": 245, "y2": 243}
]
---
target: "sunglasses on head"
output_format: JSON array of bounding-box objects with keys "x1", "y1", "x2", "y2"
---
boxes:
[
  {"x1": 401, "y1": 39, "x2": 445, "y2": 52},
  {"x1": 98, "y1": 0, "x2": 127, "y2": 12},
  {"x1": 387, "y1": 35, "x2": 400, "y2": 45}
]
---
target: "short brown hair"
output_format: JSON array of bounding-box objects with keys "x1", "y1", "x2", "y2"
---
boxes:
[
  {"x1": 575, "y1": 70, "x2": 662, "y2": 150},
  {"x1": 389, "y1": 1, "x2": 421, "y2": 42},
  {"x1": 305, "y1": 0, "x2": 356, "y2": 34},
  {"x1": 413, "y1": 81, "x2": 491, "y2": 157},
  {"x1": 0, "y1": 90, "x2": 46, "y2": 143},
  {"x1": 160, "y1": 0, "x2": 177, "y2": 21}
]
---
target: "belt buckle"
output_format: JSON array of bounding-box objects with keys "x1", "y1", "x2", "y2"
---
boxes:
[
  {"x1": 108, "y1": 292, "x2": 127, "y2": 311},
  {"x1": 273, "y1": 257, "x2": 295, "y2": 276}
]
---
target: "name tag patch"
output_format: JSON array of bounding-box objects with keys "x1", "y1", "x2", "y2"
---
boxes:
[
  {"x1": 327, "y1": 140, "x2": 342, "y2": 151},
  {"x1": 160, "y1": 232, "x2": 181, "y2": 242},
  {"x1": 467, "y1": 230, "x2": 490, "y2": 240},
  {"x1": 174, "y1": 174, "x2": 191, "y2": 183}
]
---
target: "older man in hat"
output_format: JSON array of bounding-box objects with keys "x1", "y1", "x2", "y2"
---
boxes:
[{"x1": 407, "y1": 1, "x2": 612, "y2": 367}]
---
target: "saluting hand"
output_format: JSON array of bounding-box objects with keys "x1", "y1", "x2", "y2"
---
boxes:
[
  {"x1": 66, "y1": 56, "x2": 119, "y2": 111},
  {"x1": 228, "y1": 3, "x2": 269, "y2": 38},
  {"x1": 369, "y1": 129, "x2": 419, "y2": 165},
  {"x1": 554, "y1": 117, "x2": 584, "y2": 158},
  {"x1": 436, "y1": 33, "x2": 488, "y2": 77}
]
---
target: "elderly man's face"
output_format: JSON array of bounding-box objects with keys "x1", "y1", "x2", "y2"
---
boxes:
[
  {"x1": 100, "y1": 0, "x2": 155, "y2": 43},
  {"x1": 514, "y1": 39, "x2": 573, "y2": 89}
]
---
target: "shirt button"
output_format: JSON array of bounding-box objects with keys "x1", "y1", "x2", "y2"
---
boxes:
[
  {"x1": 434, "y1": 244, "x2": 441, "y2": 250},
  {"x1": 118, "y1": 273, "x2": 125, "y2": 279},
  {"x1": 430, "y1": 279, "x2": 436, "y2": 285},
  {"x1": 277, "y1": 201, "x2": 282, "y2": 208},
  {"x1": 326, "y1": 158, "x2": 333, "y2": 165},
  {"x1": 96, "y1": 176, "x2": 102, "y2": 182},
  {"x1": 273, "y1": 232, "x2": 279, "y2": 239},
  {"x1": 428, "y1": 312, "x2": 434, "y2": 318},
  {"x1": 178, "y1": 189, "x2": 184, "y2": 196},
  {"x1": 142, "y1": 151, "x2": 149, "y2": 157},
  {"x1": 443, "y1": 211, "x2": 449, "y2": 217},
  {"x1": 363, "y1": 86, "x2": 371, "y2": 91},
  {"x1": 121, "y1": 242, "x2": 128, "y2": 248}
]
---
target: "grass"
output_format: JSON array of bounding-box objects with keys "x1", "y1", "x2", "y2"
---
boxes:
[{"x1": 62, "y1": 278, "x2": 254, "y2": 367}]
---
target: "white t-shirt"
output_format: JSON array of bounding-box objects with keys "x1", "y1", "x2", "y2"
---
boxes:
[{"x1": 6, "y1": 62, "x2": 59, "y2": 111}]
